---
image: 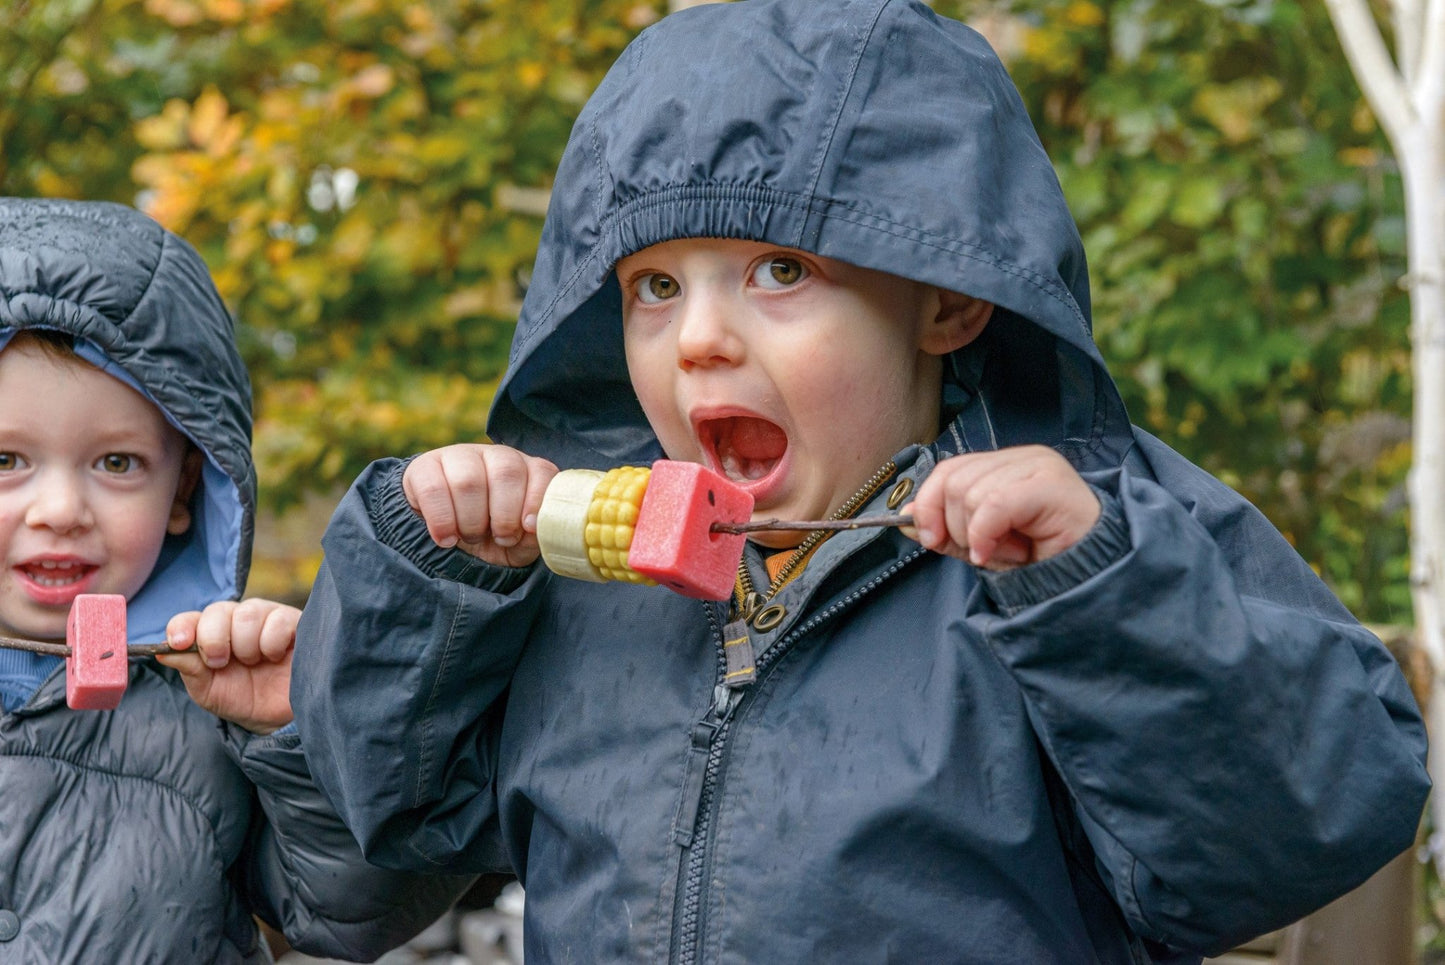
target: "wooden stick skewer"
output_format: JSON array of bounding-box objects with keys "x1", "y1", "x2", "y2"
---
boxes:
[
  {"x1": 711, "y1": 513, "x2": 913, "y2": 534},
  {"x1": 0, "y1": 635, "x2": 178, "y2": 657}
]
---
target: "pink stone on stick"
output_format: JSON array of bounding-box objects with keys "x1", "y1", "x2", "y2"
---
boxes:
[
  {"x1": 628, "y1": 461, "x2": 754, "y2": 600},
  {"x1": 65, "y1": 593, "x2": 129, "y2": 710}
]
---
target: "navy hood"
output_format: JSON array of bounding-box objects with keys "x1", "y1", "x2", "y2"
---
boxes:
[
  {"x1": 489, "y1": 0, "x2": 1132, "y2": 473},
  {"x1": 0, "y1": 197, "x2": 254, "y2": 644}
]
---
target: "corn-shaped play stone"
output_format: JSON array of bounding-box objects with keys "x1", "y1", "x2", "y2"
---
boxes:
[
  {"x1": 586, "y1": 465, "x2": 653, "y2": 583},
  {"x1": 537, "y1": 466, "x2": 654, "y2": 585},
  {"x1": 537, "y1": 460, "x2": 754, "y2": 600}
]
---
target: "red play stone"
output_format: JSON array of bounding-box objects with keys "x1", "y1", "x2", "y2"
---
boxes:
[
  {"x1": 65, "y1": 594, "x2": 128, "y2": 710},
  {"x1": 628, "y1": 461, "x2": 753, "y2": 600}
]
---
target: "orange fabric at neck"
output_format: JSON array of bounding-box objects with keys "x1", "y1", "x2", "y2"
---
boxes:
[{"x1": 765, "y1": 544, "x2": 822, "y2": 587}]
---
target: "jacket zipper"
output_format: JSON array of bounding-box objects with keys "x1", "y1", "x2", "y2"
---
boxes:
[
  {"x1": 669, "y1": 604, "x2": 742, "y2": 963},
  {"x1": 734, "y1": 460, "x2": 898, "y2": 607},
  {"x1": 668, "y1": 549, "x2": 927, "y2": 964}
]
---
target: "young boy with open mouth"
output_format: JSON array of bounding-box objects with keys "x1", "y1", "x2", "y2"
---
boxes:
[{"x1": 291, "y1": 3, "x2": 1429, "y2": 961}]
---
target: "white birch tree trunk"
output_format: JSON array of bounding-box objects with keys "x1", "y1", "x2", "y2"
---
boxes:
[{"x1": 1323, "y1": 0, "x2": 1445, "y2": 874}]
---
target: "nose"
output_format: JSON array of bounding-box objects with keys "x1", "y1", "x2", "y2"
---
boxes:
[
  {"x1": 675, "y1": 296, "x2": 743, "y2": 371},
  {"x1": 24, "y1": 473, "x2": 94, "y2": 535}
]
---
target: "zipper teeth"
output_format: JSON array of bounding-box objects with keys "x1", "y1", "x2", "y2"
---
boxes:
[
  {"x1": 676, "y1": 546, "x2": 927, "y2": 965},
  {"x1": 736, "y1": 460, "x2": 898, "y2": 604},
  {"x1": 685, "y1": 461, "x2": 911, "y2": 962},
  {"x1": 704, "y1": 602, "x2": 727, "y2": 678},
  {"x1": 678, "y1": 721, "x2": 726, "y2": 965},
  {"x1": 675, "y1": 605, "x2": 729, "y2": 965}
]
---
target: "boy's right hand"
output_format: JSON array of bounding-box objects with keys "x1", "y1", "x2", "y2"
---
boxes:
[
  {"x1": 157, "y1": 598, "x2": 299, "y2": 735},
  {"x1": 403, "y1": 443, "x2": 558, "y2": 567}
]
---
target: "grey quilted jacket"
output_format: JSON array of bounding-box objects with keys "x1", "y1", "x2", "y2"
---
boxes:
[
  {"x1": 292, "y1": 2, "x2": 1430, "y2": 963},
  {"x1": 0, "y1": 197, "x2": 472, "y2": 963}
]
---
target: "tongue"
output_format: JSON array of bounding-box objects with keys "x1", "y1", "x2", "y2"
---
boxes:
[
  {"x1": 716, "y1": 417, "x2": 787, "y2": 482},
  {"x1": 725, "y1": 418, "x2": 786, "y2": 461}
]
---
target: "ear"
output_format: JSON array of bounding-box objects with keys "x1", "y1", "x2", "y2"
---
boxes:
[
  {"x1": 920, "y1": 289, "x2": 994, "y2": 356},
  {"x1": 167, "y1": 447, "x2": 205, "y2": 536}
]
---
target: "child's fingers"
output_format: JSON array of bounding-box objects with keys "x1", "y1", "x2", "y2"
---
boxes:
[
  {"x1": 153, "y1": 648, "x2": 206, "y2": 679},
  {"x1": 476, "y1": 449, "x2": 531, "y2": 548},
  {"x1": 227, "y1": 598, "x2": 281, "y2": 665},
  {"x1": 517, "y1": 457, "x2": 557, "y2": 542},
  {"x1": 904, "y1": 499, "x2": 963, "y2": 559},
  {"x1": 404, "y1": 449, "x2": 468, "y2": 548},
  {"x1": 193, "y1": 600, "x2": 240, "y2": 669},
  {"x1": 450, "y1": 446, "x2": 530, "y2": 546},
  {"x1": 960, "y1": 486, "x2": 1045, "y2": 567},
  {"x1": 909, "y1": 446, "x2": 1098, "y2": 566},
  {"x1": 153, "y1": 630, "x2": 213, "y2": 704},
  {"x1": 488, "y1": 453, "x2": 558, "y2": 549},
  {"x1": 401, "y1": 445, "x2": 555, "y2": 562},
  {"x1": 908, "y1": 454, "x2": 1011, "y2": 557},
  {"x1": 946, "y1": 459, "x2": 1050, "y2": 565},
  {"x1": 257, "y1": 604, "x2": 301, "y2": 663},
  {"x1": 164, "y1": 610, "x2": 203, "y2": 652}
]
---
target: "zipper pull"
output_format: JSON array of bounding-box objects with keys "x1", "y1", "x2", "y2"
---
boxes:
[
  {"x1": 671, "y1": 686, "x2": 742, "y2": 847},
  {"x1": 721, "y1": 618, "x2": 756, "y2": 688}
]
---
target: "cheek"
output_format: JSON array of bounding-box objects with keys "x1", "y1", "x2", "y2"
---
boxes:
[
  {"x1": 110, "y1": 492, "x2": 179, "y2": 567},
  {"x1": 798, "y1": 354, "x2": 922, "y2": 457},
  {"x1": 116, "y1": 515, "x2": 168, "y2": 562},
  {"x1": 624, "y1": 347, "x2": 691, "y2": 449},
  {"x1": 624, "y1": 333, "x2": 667, "y2": 401},
  {"x1": 626, "y1": 362, "x2": 670, "y2": 423},
  {"x1": 794, "y1": 343, "x2": 898, "y2": 414}
]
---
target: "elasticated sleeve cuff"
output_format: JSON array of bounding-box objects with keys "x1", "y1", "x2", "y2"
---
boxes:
[
  {"x1": 978, "y1": 488, "x2": 1130, "y2": 615},
  {"x1": 369, "y1": 457, "x2": 538, "y2": 595}
]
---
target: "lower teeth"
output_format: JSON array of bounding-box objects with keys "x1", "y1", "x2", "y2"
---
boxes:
[
  {"x1": 32, "y1": 574, "x2": 80, "y2": 587},
  {"x1": 722, "y1": 455, "x2": 772, "y2": 481}
]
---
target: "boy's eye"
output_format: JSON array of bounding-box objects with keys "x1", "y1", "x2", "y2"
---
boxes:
[
  {"x1": 636, "y1": 273, "x2": 681, "y2": 304},
  {"x1": 97, "y1": 453, "x2": 135, "y2": 474},
  {"x1": 0, "y1": 451, "x2": 21, "y2": 471},
  {"x1": 754, "y1": 257, "x2": 807, "y2": 289}
]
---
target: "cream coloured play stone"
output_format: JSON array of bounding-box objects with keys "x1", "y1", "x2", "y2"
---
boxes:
[{"x1": 537, "y1": 460, "x2": 754, "y2": 601}]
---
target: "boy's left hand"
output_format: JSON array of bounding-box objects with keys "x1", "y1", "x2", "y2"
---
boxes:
[
  {"x1": 156, "y1": 598, "x2": 299, "y2": 735},
  {"x1": 906, "y1": 445, "x2": 1101, "y2": 569}
]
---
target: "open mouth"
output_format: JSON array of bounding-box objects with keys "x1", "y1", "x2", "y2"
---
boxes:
[{"x1": 697, "y1": 415, "x2": 788, "y2": 483}]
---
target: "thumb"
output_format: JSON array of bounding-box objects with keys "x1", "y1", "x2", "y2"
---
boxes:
[{"x1": 153, "y1": 650, "x2": 215, "y2": 703}]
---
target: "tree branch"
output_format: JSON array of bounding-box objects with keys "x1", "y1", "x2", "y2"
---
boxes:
[
  {"x1": 1324, "y1": 0, "x2": 1416, "y2": 144},
  {"x1": 1393, "y1": 0, "x2": 1423, "y2": 85},
  {"x1": 1416, "y1": 0, "x2": 1445, "y2": 119}
]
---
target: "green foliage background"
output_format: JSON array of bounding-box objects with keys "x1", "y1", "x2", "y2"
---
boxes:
[{"x1": 0, "y1": 0, "x2": 1413, "y2": 623}]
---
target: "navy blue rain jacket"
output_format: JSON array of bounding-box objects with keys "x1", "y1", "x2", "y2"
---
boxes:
[
  {"x1": 0, "y1": 198, "x2": 472, "y2": 963},
  {"x1": 292, "y1": 2, "x2": 1430, "y2": 962}
]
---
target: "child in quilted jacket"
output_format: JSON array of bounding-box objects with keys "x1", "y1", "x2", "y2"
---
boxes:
[{"x1": 0, "y1": 197, "x2": 472, "y2": 963}]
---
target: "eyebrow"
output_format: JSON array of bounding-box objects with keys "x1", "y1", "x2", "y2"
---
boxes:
[
  {"x1": 87, "y1": 428, "x2": 178, "y2": 453},
  {"x1": 0, "y1": 423, "x2": 175, "y2": 452}
]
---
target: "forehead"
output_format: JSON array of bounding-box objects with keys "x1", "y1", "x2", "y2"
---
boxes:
[
  {"x1": 617, "y1": 237, "x2": 801, "y2": 269},
  {"x1": 614, "y1": 238, "x2": 920, "y2": 291},
  {"x1": 0, "y1": 341, "x2": 175, "y2": 442}
]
